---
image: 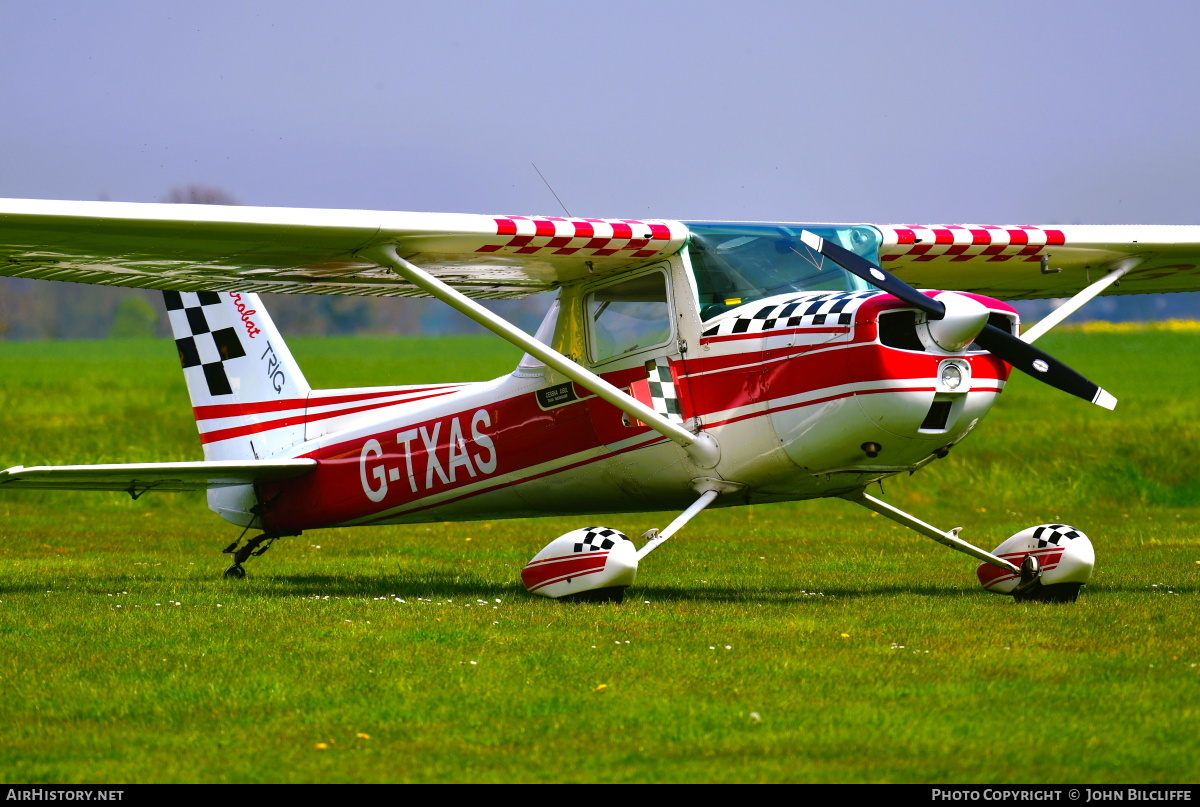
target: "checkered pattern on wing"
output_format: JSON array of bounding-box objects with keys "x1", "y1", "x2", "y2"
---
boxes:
[
  {"x1": 163, "y1": 291, "x2": 246, "y2": 397},
  {"x1": 878, "y1": 224, "x2": 1066, "y2": 263},
  {"x1": 647, "y1": 363, "x2": 684, "y2": 423},
  {"x1": 475, "y1": 217, "x2": 679, "y2": 258},
  {"x1": 702, "y1": 291, "x2": 879, "y2": 337},
  {"x1": 573, "y1": 527, "x2": 627, "y2": 553},
  {"x1": 1033, "y1": 524, "x2": 1082, "y2": 548}
]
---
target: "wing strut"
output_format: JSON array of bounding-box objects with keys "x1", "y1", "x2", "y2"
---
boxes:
[
  {"x1": 1019, "y1": 257, "x2": 1142, "y2": 344},
  {"x1": 362, "y1": 244, "x2": 720, "y2": 469},
  {"x1": 847, "y1": 491, "x2": 1020, "y2": 573}
]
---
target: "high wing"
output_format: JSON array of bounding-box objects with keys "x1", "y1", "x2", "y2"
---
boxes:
[
  {"x1": 0, "y1": 460, "x2": 316, "y2": 495},
  {"x1": 2, "y1": 199, "x2": 1198, "y2": 302},
  {"x1": 876, "y1": 224, "x2": 1200, "y2": 299},
  {"x1": 0, "y1": 199, "x2": 686, "y2": 299}
]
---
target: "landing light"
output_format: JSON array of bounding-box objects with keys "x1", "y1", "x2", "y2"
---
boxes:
[{"x1": 941, "y1": 364, "x2": 963, "y2": 390}]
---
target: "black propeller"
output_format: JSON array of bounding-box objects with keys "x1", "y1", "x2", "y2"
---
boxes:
[
  {"x1": 800, "y1": 230, "x2": 948, "y2": 320},
  {"x1": 972, "y1": 324, "x2": 1116, "y2": 409},
  {"x1": 799, "y1": 231, "x2": 1116, "y2": 410}
]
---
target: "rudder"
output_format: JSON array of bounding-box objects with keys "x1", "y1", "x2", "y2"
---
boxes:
[{"x1": 164, "y1": 290, "x2": 312, "y2": 463}]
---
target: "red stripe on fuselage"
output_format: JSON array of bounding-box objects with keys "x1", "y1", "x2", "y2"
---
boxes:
[
  {"x1": 192, "y1": 385, "x2": 464, "y2": 421},
  {"x1": 200, "y1": 414, "x2": 306, "y2": 445},
  {"x1": 258, "y1": 352, "x2": 1008, "y2": 529},
  {"x1": 359, "y1": 433, "x2": 666, "y2": 526},
  {"x1": 684, "y1": 341, "x2": 1008, "y2": 422},
  {"x1": 702, "y1": 385, "x2": 939, "y2": 429},
  {"x1": 197, "y1": 389, "x2": 463, "y2": 444},
  {"x1": 260, "y1": 387, "x2": 617, "y2": 531}
]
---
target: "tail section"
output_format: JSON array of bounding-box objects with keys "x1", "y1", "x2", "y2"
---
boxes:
[{"x1": 164, "y1": 291, "x2": 311, "y2": 462}]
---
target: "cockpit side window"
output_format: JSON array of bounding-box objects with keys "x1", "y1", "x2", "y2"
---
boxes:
[{"x1": 587, "y1": 271, "x2": 672, "y2": 364}]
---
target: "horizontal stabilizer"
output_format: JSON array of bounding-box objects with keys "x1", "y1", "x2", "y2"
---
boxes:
[{"x1": 0, "y1": 459, "x2": 316, "y2": 494}]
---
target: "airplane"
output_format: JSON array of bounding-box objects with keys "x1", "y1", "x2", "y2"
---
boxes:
[{"x1": 2, "y1": 198, "x2": 1198, "y2": 603}]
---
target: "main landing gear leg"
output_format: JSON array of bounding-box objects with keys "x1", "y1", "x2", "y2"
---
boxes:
[
  {"x1": 221, "y1": 533, "x2": 279, "y2": 579},
  {"x1": 638, "y1": 484, "x2": 725, "y2": 560},
  {"x1": 844, "y1": 491, "x2": 1020, "y2": 576}
]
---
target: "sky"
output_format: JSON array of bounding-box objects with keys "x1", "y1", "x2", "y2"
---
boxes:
[{"x1": 1, "y1": 0, "x2": 1199, "y2": 319}]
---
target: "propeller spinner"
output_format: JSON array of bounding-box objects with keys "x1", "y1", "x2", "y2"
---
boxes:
[{"x1": 798, "y1": 231, "x2": 1117, "y2": 410}]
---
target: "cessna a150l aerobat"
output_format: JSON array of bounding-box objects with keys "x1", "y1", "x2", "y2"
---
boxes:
[{"x1": 2, "y1": 199, "x2": 1199, "y2": 601}]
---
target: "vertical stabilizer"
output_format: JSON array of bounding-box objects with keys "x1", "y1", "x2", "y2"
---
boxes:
[{"x1": 164, "y1": 291, "x2": 311, "y2": 463}]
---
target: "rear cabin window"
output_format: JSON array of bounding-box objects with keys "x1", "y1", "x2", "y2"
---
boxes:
[{"x1": 588, "y1": 272, "x2": 672, "y2": 364}]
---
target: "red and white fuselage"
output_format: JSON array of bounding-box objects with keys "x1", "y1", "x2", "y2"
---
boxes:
[{"x1": 187, "y1": 289, "x2": 1017, "y2": 533}]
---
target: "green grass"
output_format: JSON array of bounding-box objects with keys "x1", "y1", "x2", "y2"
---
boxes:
[{"x1": 0, "y1": 332, "x2": 1197, "y2": 783}]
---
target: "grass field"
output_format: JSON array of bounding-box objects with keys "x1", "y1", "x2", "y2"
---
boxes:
[{"x1": 0, "y1": 330, "x2": 1197, "y2": 783}]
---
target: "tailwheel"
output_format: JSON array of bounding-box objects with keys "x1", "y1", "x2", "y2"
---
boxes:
[{"x1": 220, "y1": 532, "x2": 280, "y2": 579}]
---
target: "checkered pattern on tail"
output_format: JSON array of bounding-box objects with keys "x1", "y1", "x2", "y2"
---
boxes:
[
  {"x1": 1033, "y1": 524, "x2": 1082, "y2": 548},
  {"x1": 702, "y1": 291, "x2": 879, "y2": 337},
  {"x1": 164, "y1": 291, "x2": 245, "y2": 397},
  {"x1": 573, "y1": 527, "x2": 628, "y2": 553},
  {"x1": 162, "y1": 289, "x2": 310, "y2": 462}
]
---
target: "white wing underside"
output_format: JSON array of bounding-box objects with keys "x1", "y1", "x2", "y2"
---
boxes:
[
  {"x1": 0, "y1": 460, "x2": 316, "y2": 494},
  {"x1": 0, "y1": 199, "x2": 687, "y2": 299},
  {"x1": 2, "y1": 198, "x2": 1200, "y2": 300}
]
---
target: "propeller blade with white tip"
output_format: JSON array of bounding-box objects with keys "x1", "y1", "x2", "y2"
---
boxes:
[
  {"x1": 972, "y1": 324, "x2": 1117, "y2": 409},
  {"x1": 799, "y1": 231, "x2": 1117, "y2": 409}
]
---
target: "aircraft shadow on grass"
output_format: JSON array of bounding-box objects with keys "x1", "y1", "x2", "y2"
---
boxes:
[
  {"x1": 637, "y1": 581, "x2": 1198, "y2": 601},
  {"x1": 250, "y1": 574, "x2": 1027, "y2": 603},
  {"x1": 254, "y1": 572, "x2": 522, "y2": 600},
  {"x1": 636, "y1": 583, "x2": 991, "y2": 602},
  {"x1": 0, "y1": 574, "x2": 1186, "y2": 601}
]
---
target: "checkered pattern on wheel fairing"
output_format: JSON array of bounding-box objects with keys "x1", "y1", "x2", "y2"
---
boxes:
[
  {"x1": 163, "y1": 291, "x2": 246, "y2": 397},
  {"x1": 702, "y1": 291, "x2": 880, "y2": 337},
  {"x1": 574, "y1": 527, "x2": 629, "y2": 553},
  {"x1": 1032, "y1": 524, "x2": 1083, "y2": 548}
]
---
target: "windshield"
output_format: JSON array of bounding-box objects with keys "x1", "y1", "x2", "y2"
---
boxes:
[{"x1": 684, "y1": 222, "x2": 881, "y2": 321}]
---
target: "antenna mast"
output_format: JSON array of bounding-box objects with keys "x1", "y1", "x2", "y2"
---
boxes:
[{"x1": 531, "y1": 163, "x2": 572, "y2": 218}]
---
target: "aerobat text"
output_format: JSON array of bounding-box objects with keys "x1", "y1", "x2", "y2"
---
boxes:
[{"x1": 228, "y1": 292, "x2": 262, "y2": 339}]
